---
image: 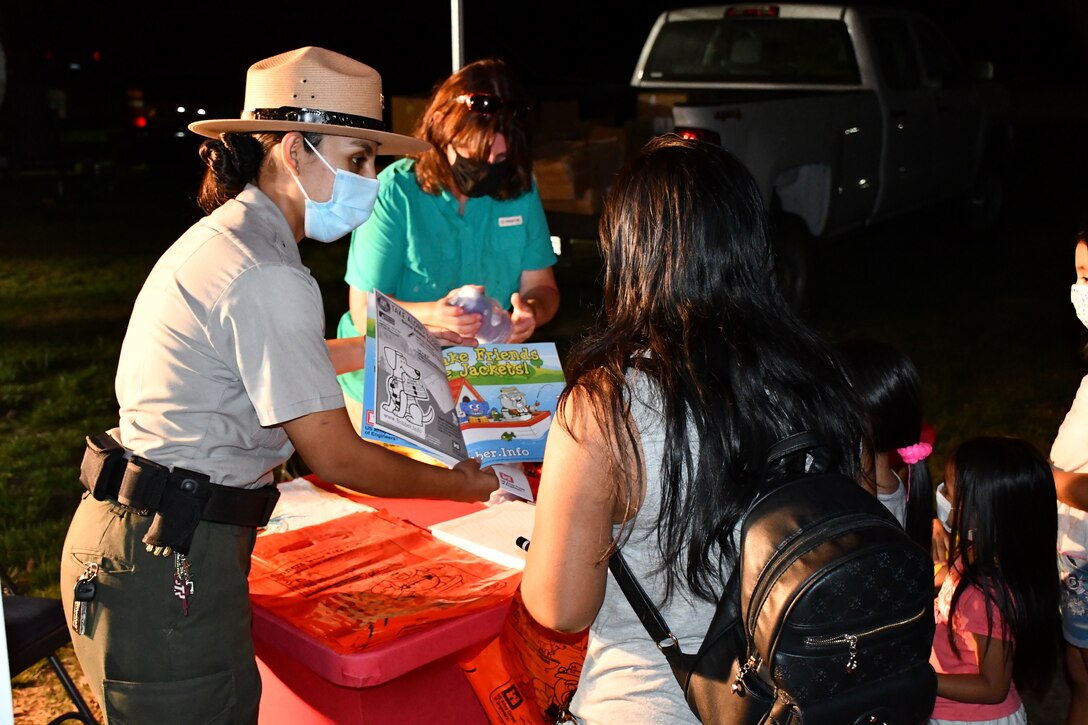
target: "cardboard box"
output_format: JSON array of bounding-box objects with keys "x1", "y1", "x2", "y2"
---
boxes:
[
  {"x1": 533, "y1": 140, "x2": 593, "y2": 200},
  {"x1": 535, "y1": 99, "x2": 581, "y2": 140},
  {"x1": 624, "y1": 117, "x2": 660, "y2": 159},
  {"x1": 532, "y1": 128, "x2": 625, "y2": 211},
  {"x1": 541, "y1": 187, "x2": 601, "y2": 216},
  {"x1": 585, "y1": 123, "x2": 626, "y2": 144},
  {"x1": 635, "y1": 91, "x2": 688, "y2": 120},
  {"x1": 584, "y1": 136, "x2": 625, "y2": 190},
  {"x1": 390, "y1": 96, "x2": 429, "y2": 138}
]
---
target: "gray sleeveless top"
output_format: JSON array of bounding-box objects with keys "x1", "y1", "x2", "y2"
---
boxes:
[{"x1": 570, "y1": 371, "x2": 727, "y2": 724}]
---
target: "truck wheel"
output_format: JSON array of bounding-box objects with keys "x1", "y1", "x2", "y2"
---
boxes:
[{"x1": 771, "y1": 215, "x2": 811, "y2": 311}]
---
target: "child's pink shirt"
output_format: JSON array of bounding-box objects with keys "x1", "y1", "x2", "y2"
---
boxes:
[{"x1": 929, "y1": 563, "x2": 1021, "y2": 720}]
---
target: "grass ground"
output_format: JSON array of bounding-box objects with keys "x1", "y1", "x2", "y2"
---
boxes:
[{"x1": 2, "y1": 105, "x2": 1085, "y2": 721}]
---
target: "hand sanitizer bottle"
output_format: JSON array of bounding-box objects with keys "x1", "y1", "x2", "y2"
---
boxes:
[{"x1": 448, "y1": 286, "x2": 512, "y2": 344}]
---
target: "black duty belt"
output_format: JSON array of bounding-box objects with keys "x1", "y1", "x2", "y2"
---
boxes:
[{"x1": 78, "y1": 432, "x2": 280, "y2": 554}]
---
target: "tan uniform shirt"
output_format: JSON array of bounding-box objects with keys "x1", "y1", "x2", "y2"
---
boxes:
[{"x1": 115, "y1": 185, "x2": 344, "y2": 488}]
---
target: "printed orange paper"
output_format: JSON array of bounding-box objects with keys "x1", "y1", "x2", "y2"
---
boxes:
[
  {"x1": 249, "y1": 510, "x2": 521, "y2": 654},
  {"x1": 460, "y1": 588, "x2": 588, "y2": 725}
]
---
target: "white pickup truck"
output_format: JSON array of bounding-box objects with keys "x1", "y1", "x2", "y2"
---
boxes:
[{"x1": 631, "y1": 3, "x2": 1011, "y2": 301}]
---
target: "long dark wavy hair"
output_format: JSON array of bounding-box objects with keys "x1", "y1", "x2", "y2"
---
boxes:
[
  {"x1": 943, "y1": 436, "x2": 1060, "y2": 696},
  {"x1": 411, "y1": 58, "x2": 532, "y2": 200},
  {"x1": 836, "y1": 338, "x2": 933, "y2": 551},
  {"x1": 559, "y1": 135, "x2": 863, "y2": 602}
]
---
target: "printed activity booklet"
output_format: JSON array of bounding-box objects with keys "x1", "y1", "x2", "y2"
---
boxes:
[{"x1": 361, "y1": 290, "x2": 566, "y2": 472}]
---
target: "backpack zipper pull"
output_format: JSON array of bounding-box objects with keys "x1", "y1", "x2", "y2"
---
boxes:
[
  {"x1": 731, "y1": 654, "x2": 761, "y2": 695},
  {"x1": 845, "y1": 634, "x2": 859, "y2": 673}
]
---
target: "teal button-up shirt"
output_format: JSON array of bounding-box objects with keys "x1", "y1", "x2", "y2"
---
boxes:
[{"x1": 337, "y1": 158, "x2": 556, "y2": 402}]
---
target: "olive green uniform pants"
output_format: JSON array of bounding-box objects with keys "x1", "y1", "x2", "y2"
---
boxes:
[{"x1": 60, "y1": 494, "x2": 260, "y2": 724}]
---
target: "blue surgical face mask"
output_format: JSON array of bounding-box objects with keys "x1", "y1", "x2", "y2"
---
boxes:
[{"x1": 291, "y1": 137, "x2": 379, "y2": 243}]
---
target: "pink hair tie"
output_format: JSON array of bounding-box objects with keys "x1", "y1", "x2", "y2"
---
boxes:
[
  {"x1": 896, "y1": 442, "x2": 932, "y2": 465},
  {"x1": 896, "y1": 441, "x2": 932, "y2": 503}
]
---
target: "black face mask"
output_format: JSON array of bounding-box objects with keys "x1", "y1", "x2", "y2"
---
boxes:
[{"x1": 450, "y1": 154, "x2": 509, "y2": 198}]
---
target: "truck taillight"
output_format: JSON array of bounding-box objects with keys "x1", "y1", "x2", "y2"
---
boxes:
[
  {"x1": 675, "y1": 127, "x2": 722, "y2": 146},
  {"x1": 725, "y1": 5, "x2": 780, "y2": 17}
]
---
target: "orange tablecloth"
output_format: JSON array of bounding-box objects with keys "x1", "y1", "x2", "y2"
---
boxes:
[{"x1": 250, "y1": 476, "x2": 521, "y2": 724}]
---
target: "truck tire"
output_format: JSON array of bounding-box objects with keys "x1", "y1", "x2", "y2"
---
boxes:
[
  {"x1": 771, "y1": 214, "x2": 811, "y2": 311},
  {"x1": 962, "y1": 128, "x2": 1012, "y2": 236}
]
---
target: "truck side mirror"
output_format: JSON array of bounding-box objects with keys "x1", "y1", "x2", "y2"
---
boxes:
[{"x1": 970, "y1": 60, "x2": 994, "y2": 82}]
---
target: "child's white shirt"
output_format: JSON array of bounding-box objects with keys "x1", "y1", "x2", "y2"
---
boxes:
[
  {"x1": 1052, "y1": 374, "x2": 1088, "y2": 560},
  {"x1": 876, "y1": 470, "x2": 907, "y2": 528}
]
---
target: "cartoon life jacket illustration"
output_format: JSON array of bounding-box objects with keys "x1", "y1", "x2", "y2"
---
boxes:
[{"x1": 381, "y1": 347, "x2": 435, "y2": 426}]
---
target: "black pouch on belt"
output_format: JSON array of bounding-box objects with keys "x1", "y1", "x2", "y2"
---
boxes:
[
  {"x1": 79, "y1": 432, "x2": 126, "y2": 501},
  {"x1": 142, "y1": 468, "x2": 212, "y2": 555},
  {"x1": 118, "y1": 456, "x2": 168, "y2": 511}
]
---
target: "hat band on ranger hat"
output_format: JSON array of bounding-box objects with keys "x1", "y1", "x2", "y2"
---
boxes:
[
  {"x1": 187, "y1": 46, "x2": 431, "y2": 155},
  {"x1": 248, "y1": 106, "x2": 387, "y2": 132}
]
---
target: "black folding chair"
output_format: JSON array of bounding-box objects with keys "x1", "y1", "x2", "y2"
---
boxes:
[{"x1": 3, "y1": 567, "x2": 98, "y2": 724}]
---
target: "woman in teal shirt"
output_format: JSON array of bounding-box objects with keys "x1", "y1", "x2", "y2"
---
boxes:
[{"x1": 337, "y1": 59, "x2": 560, "y2": 425}]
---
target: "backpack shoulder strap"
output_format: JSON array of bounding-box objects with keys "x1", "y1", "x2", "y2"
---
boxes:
[
  {"x1": 610, "y1": 433, "x2": 830, "y2": 696},
  {"x1": 762, "y1": 430, "x2": 835, "y2": 482},
  {"x1": 764, "y1": 431, "x2": 826, "y2": 465},
  {"x1": 608, "y1": 550, "x2": 680, "y2": 655},
  {"x1": 610, "y1": 548, "x2": 744, "y2": 702}
]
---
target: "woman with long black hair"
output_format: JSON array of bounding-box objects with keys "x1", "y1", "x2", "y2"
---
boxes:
[{"x1": 520, "y1": 135, "x2": 863, "y2": 723}]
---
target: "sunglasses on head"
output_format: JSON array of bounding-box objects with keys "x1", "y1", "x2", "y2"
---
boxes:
[{"x1": 454, "y1": 93, "x2": 527, "y2": 117}]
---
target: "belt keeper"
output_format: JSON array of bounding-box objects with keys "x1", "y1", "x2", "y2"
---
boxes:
[{"x1": 118, "y1": 456, "x2": 168, "y2": 512}]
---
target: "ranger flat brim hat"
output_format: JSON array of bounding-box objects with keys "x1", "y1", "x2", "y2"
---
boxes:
[{"x1": 189, "y1": 46, "x2": 429, "y2": 156}]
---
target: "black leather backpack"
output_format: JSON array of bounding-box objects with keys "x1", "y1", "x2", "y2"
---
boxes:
[{"x1": 611, "y1": 432, "x2": 937, "y2": 725}]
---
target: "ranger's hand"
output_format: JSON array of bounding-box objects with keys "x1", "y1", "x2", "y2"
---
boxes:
[{"x1": 451, "y1": 458, "x2": 500, "y2": 502}]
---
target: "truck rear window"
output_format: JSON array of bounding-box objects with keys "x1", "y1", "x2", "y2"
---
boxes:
[{"x1": 643, "y1": 18, "x2": 860, "y2": 84}]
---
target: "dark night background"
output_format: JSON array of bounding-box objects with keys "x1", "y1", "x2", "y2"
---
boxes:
[
  {"x1": 2, "y1": 3, "x2": 1088, "y2": 720},
  {"x1": 2, "y1": 0, "x2": 1088, "y2": 138},
  {"x1": 3, "y1": 0, "x2": 1087, "y2": 89}
]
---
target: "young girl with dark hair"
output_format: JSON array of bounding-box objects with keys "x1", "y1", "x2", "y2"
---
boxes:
[
  {"x1": 520, "y1": 135, "x2": 863, "y2": 723},
  {"x1": 929, "y1": 436, "x2": 1060, "y2": 725},
  {"x1": 836, "y1": 338, "x2": 934, "y2": 551}
]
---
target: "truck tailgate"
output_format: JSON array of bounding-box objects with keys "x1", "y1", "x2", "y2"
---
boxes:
[{"x1": 673, "y1": 90, "x2": 882, "y2": 235}]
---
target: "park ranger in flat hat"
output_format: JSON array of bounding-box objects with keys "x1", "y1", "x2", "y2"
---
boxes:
[{"x1": 61, "y1": 47, "x2": 497, "y2": 722}]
